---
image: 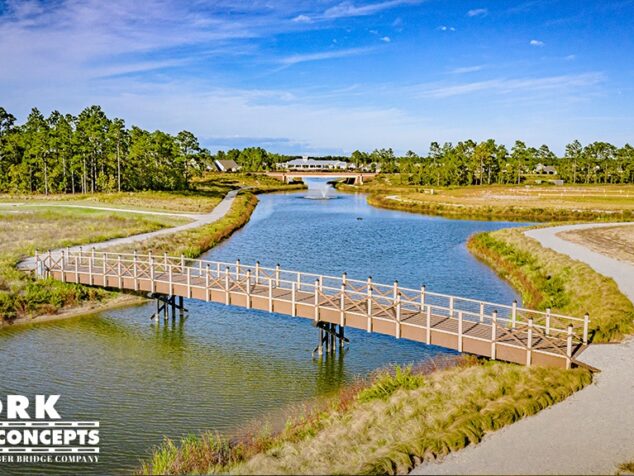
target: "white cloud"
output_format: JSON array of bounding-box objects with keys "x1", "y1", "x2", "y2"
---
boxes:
[
  {"x1": 467, "y1": 8, "x2": 488, "y2": 17},
  {"x1": 324, "y1": 0, "x2": 421, "y2": 19},
  {"x1": 415, "y1": 73, "x2": 604, "y2": 98},
  {"x1": 292, "y1": 14, "x2": 312, "y2": 23},
  {"x1": 278, "y1": 47, "x2": 374, "y2": 66},
  {"x1": 381, "y1": 36, "x2": 391, "y2": 42},
  {"x1": 450, "y1": 65, "x2": 484, "y2": 74},
  {"x1": 438, "y1": 25, "x2": 456, "y2": 31},
  {"x1": 530, "y1": 39, "x2": 545, "y2": 46},
  {"x1": 565, "y1": 54, "x2": 576, "y2": 60}
]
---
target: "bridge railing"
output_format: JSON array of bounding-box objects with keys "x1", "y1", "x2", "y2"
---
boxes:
[{"x1": 36, "y1": 249, "x2": 589, "y2": 345}]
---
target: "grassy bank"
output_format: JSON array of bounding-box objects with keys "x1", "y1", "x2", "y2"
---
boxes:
[
  {"x1": 107, "y1": 192, "x2": 259, "y2": 257},
  {"x1": 468, "y1": 227, "x2": 634, "y2": 343},
  {"x1": 338, "y1": 176, "x2": 634, "y2": 222},
  {"x1": 0, "y1": 207, "x2": 183, "y2": 321},
  {"x1": 140, "y1": 358, "x2": 591, "y2": 475}
]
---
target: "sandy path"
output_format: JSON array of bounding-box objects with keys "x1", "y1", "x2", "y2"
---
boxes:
[
  {"x1": 1, "y1": 203, "x2": 207, "y2": 219},
  {"x1": 18, "y1": 189, "x2": 240, "y2": 271},
  {"x1": 412, "y1": 222, "x2": 634, "y2": 475}
]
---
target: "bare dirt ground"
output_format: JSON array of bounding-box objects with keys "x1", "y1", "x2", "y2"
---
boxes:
[{"x1": 559, "y1": 224, "x2": 634, "y2": 265}]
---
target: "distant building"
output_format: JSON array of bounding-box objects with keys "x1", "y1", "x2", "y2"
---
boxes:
[
  {"x1": 535, "y1": 163, "x2": 558, "y2": 175},
  {"x1": 279, "y1": 156, "x2": 353, "y2": 171},
  {"x1": 214, "y1": 159, "x2": 240, "y2": 172}
]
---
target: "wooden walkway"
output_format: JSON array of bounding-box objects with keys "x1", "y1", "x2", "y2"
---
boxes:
[{"x1": 34, "y1": 250, "x2": 590, "y2": 368}]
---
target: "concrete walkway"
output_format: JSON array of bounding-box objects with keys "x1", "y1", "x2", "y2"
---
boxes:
[
  {"x1": 18, "y1": 189, "x2": 240, "y2": 271},
  {"x1": 413, "y1": 222, "x2": 634, "y2": 475}
]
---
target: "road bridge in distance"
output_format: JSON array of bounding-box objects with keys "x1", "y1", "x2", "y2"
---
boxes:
[
  {"x1": 34, "y1": 250, "x2": 590, "y2": 369},
  {"x1": 265, "y1": 171, "x2": 376, "y2": 184}
]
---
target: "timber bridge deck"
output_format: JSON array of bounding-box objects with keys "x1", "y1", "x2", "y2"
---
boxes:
[{"x1": 34, "y1": 250, "x2": 590, "y2": 369}]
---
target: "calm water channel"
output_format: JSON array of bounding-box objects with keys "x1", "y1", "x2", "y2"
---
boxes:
[{"x1": 0, "y1": 180, "x2": 528, "y2": 474}]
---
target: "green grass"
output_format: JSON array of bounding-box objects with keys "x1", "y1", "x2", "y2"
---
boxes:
[
  {"x1": 106, "y1": 192, "x2": 259, "y2": 258},
  {"x1": 468, "y1": 227, "x2": 634, "y2": 342},
  {"x1": 0, "y1": 207, "x2": 181, "y2": 320},
  {"x1": 139, "y1": 358, "x2": 591, "y2": 475}
]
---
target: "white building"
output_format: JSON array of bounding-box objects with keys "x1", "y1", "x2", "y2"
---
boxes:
[{"x1": 279, "y1": 156, "x2": 353, "y2": 171}]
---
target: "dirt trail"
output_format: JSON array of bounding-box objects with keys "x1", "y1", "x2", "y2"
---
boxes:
[{"x1": 412, "y1": 222, "x2": 634, "y2": 475}]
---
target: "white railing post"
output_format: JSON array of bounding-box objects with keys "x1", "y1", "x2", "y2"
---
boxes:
[
  {"x1": 34, "y1": 249, "x2": 40, "y2": 278},
  {"x1": 420, "y1": 285, "x2": 426, "y2": 312},
  {"x1": 181, "y1": 254, "x2": 185, "y2": 273},
  {"x1": 102, "y1": 252, "x2": 107, "y2": 285},
  {"x1": 168, "y1": 264, "x2": 173, "y2": 295},
  {"x1": 527, "y1": 318, "x2": 533, "y2": 366},
  {"x1": 583, "y1": 313, "x2": 589, "y2": 345},
  {"x1": 395, "y1": 293, "x2": 401, "y2": 339},
  {"x1": 60, "y1": 250, "x2": 65, "y2": 282},
  {"x1": 90, "y1": 247, "x2": 95, "y2": 285},
  {"x1": 426, "y1": 305, "x2": 432, "y2": 344},
  {"x1": 393, "y1": 280, "x2": 398, "y2": 300},
  {"x1": 491, "y1": 310, "x2": 498, "y2": 360},
  {"x1": 78, "y1": 246, "x2": 83, "y2": 266},
  {"x1": 342, "y1": 272, "x2": 347, "y2": 287},
  {"x1": 205, "y1": 264, "x2": 211, "y2": 302},
  {"x1": 255, "y1": 261, "x2": 260, "y2": 284},
  {"x1": 74, "y1": 251, "x2": 79, "y2": 283},
  {"x1": 340, "y1": 282, "x2": 346, "y2": 327},
  {"x1": 268, "y1": 277, "x2": 273, "y2": 312},
  {"x1": 314, "y1": 279, "x2": 320, "y2": 322},
  {"x1": 149, "y1": 252, "x2": 155, "y2": 293},
  {"x1": 133, "y1": 250, "x2": 138, "y2": 291},
  {"x1": 198, "y1": 259, "x2": 203, "y2": 277},
  {"x1": 297, "y1": 272, "x2": 301, "y2": 292},
  {"x1": 367, "y1": 278, "x2": 373, "y2": 333},
  {"x1": 449, "y1": 296, "x2": 454, "y2": 319},
  {"x1": 216, "y1": 261, "x2": 221, "y2": 279},
  {"x1": 163, "y1": 252, "x2": 168, "y2": 269},
  {"x1": 117, "y1": 255, "x2": 122, "y2": 288},
  {"x1": 225, "y1": 266, "x2": 230, "y2": 305},
  {"x1": 479, "y1": 302, "x2": 485, "y2": 322},
  {"x1": 319, "y1": 275, "x2": 323, "y2": 292},
  {"x1": 545, "y1": 308, "x2": 551, "y2": 335},
  {"x1": 187, "y1": 266, "x2": 192, "y2": 298},
  {"x1": 275, "y1": 264, "x2": 280, "y2": 287},
  {"x1": 566, "y1": 324, "x2": 573, "y2": 369},
  {"x1": 291, "y1": 282, "x2": 297, "y2": 317},
  {"x1": 511, "y1": 300, "x2": 518, "y2": 329},
  {"x1": 457, "y1": 311, "x2": 463, "y2": 352},
  {"x1": 246, "y1": 270, "x2": 252, "y2": 309},
  {"x1": 235, "y1": 259, "x2": 241, "y2": 280}
]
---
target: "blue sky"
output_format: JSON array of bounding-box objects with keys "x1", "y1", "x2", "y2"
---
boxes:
[{"x1": 0, "y1": 0, "x2": 632, "y2": 155}]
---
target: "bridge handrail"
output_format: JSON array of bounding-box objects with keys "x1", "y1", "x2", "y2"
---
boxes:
[{"x1": 37, "y1": 249, "x2": 589, "y2": 341}]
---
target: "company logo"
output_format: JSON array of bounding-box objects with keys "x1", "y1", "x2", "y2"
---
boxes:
[{"x1": 0, "y1": 395, "x2": 99, "y2": 464}]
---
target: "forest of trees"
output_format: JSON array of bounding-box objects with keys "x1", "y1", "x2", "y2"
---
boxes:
[
  {"x1": 350, "y1": 140, "x2": 634, "y2": 186},
  {"x1": 1, "y1": 105, "x2": 633, "y2": 194},
  {"x1": 0, "y1": 106, "x2": 213, "y2": 193}
]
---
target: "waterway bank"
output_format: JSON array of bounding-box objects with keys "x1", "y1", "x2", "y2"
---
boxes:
[{"x1": 0, "y1": 181, "x2": 528, "y2": 473}]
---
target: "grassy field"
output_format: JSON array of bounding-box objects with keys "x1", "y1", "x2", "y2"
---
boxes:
[
  {"x1": 468, "y1": 227, "x2": 634, "y2": 343},
  {"x1": 140, "y1": 358, "x2": 590, "y2": 475},
  {"x1": 0, "y1": 207, "x2": 184, "y2": 320},
  {"x1": 106, "y1": 192, "x2": 259, "y2": 257},
  {"x1": 0, "y1": 173, "x2": 304, "y2": 214},
  {"x1": 339, "y1": 175, "x2": 634, "y2": 221},
  {"x1": 558, "y1": 224, "x2": 634, "y2": 265}
]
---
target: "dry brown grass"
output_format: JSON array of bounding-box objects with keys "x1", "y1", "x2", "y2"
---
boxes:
[
  {"x1": 341, "y1": 177, "x2": 634, "y2": 221},
  {"x1": 617, "y1": 460, "x2": 634, "y2": 475},
  {"x1": 559, "y1": 225, "x2": 634, "y2": 265}
]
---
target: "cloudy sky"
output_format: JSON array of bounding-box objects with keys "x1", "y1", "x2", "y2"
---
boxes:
[{"x1": 1, "y1": 0, "x2": 632, "y2": 155}]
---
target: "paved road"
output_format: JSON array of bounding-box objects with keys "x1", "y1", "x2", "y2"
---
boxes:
[
  {"x1": 413, "y1": 222, "x2": 634, "y2": 476},
  {"x1": 18, "y1": 189, "x2": 240, "y2": 271}
]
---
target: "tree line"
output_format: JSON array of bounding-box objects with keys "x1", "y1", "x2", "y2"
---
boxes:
[
  {"x1": 2, "y1": 105, "x2": 632, "y2": 194},
  {"x1": 350, "y1": 140, "x2": 634, "y2": 185},
  {"x1": 0, "y1": 106, "x2": 211, "y2": 194}
]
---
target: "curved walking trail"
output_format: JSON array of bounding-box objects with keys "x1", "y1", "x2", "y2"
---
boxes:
[
  {"x1": 413, "y1": 222, "x2": 634, "y2": 475},
  {"x1": 18, "y1": 189, "x2": 240, "y2": 271}
]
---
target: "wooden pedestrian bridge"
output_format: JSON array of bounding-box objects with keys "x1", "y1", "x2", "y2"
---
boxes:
[{"x1": 34, "y1": 250, "x2": 590, "y2": 369}]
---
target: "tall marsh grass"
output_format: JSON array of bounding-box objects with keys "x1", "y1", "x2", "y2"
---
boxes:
[{"x1": 139, "y1": 357, "x2": 590, "y2": 475}]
